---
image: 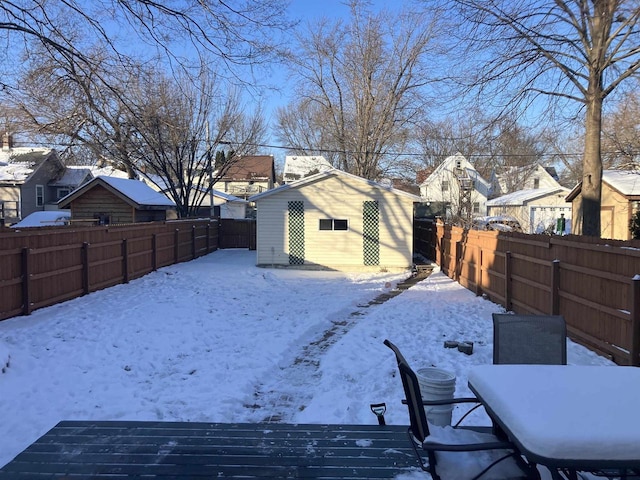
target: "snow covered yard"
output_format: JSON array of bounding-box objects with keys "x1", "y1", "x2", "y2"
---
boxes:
[{"x1": 0, "y1": 249, "x2": 612, "y2": 471}]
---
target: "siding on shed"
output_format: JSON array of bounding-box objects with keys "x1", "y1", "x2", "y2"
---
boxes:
[
  {"x1": 70, "y1": 185, "x2": 134, "y2": 224},
  {"x1": 256, "y1": 174, "x2": 415, "y2": 271}
]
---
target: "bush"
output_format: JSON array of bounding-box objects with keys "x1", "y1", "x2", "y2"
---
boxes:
[{"x1": 630, "y1": 210, "x2": 640, "y2": 239}]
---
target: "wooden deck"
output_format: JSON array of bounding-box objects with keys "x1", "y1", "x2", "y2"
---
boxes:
[{"x1": 0, "y1": 421, "x2": 420, "y2": 479}]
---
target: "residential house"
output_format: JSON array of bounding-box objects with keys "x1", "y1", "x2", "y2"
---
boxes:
[
  {"x1": 58, "y1": 176, "x2": 176, "y2": 225},
  {"x1": 0, "y1": 142, "x2": 90, "y2": 225},
  {"x1": 283, "y1": 155, "x2": 333, "y2": 184},
  {"x1": 250, "y1": 169, "x2": 421, "y2": 271},
  {"x1": 217, "y1": 155, "x2": 276, "y2": 200},
  {"x1": 490, "y1": 163, "x2": 562, "y2": 198},
  {"x1": 566, "y1": 169, "x2": 640, "y2": 240},
  {"x1": 419, "y1": 153, "x2": 491, "y2": 219},
  {"x1": 486, "y1": 187, "x2": 571, "y2": 234}
]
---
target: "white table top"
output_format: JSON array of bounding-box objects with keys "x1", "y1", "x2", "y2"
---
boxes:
[{"x1": 468, "y1": 365, "x2": 640, "y2": 467}]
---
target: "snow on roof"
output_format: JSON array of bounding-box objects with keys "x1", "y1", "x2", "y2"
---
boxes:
[
  {"x1": 98, "y1": 176, "x2": 175, "y2": 206},
  {"x1": 283, "y1": 155, "x2": 333, "y2": 181},
  {"x1": 212, "y1": 189, "x2": 247, "y2": 203},
  {"x1": 50, "y1": 167, "x2": 92, "y2": 187},
  {"x1": 250, "y1": 168, "x2": 421, "y2": 202},
  {"x1": 0, "y1": 147, "x2": 50, "y2": 164},
  {"x1": 0, "y1": 149, "x2": 53, "y2": 182},
  {"x1": 88, "y1": 166, "x2": 131, "y2": 179},
  {"x1": 0, "y1": 163, "x2": 34, "y2": 182},
  {"x1": 603, "y1": 170, "x2": 640, "y2": 196},
  {"x1": 487, "y1": 187, "x2": 569, "y2": 206},
  {"x1": 10, "y1": 211, "x2": 71, "y2": 228}
]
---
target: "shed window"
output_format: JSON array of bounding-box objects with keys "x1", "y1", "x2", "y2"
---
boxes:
[
  {"x1": 441, "y1": 180, "x2": 449, "y2": 192},
  {"x1": 319, "y1": 219, "x2": 348, "y2": 231},
  {"x1": 36, "y1": 185, "x2": 44, "y2": 206}
]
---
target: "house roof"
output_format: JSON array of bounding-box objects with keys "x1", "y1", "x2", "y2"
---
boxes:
[
  {"x1": 50, "y1": 167, "x2": 92, "y2": 187},
  {"x1": 211, "y1": 189, "x2": 247, "y2": 203},
  {"x1": 420, "y1": 152, "x2": 490, "y2": 189},
  {"x1": 58, "y1": 176, "x2": 175, "y2": 209},
  {"x1": 249, "y1": 168, "x2": 421, "y2": 202},
  {"x1": 219, "y1": 155, "x2": 275, "y2": 181},
  {"x1": 566, "y1": 170, "x2": 640, "y2": 201},
  {"x1": 0, "y1": 149, "x2": 57, "y2": 183},
  {"x1": 283, "y1": 155, "x2": 333, "y2": 182},
  {"x1": 487, "y1": 187, "x2": 570, "y2": 206}
]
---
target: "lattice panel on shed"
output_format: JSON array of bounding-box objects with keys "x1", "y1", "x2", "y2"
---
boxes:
[
  {"x1": 363, "y1": 200, "x2": 380, "y2": 265},
  {"x1": 288, "y1": 201, "x2": 305, "y2": 265}
]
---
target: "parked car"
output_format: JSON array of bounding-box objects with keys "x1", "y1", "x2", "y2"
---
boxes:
[{"x1": 472, "y1": 215, "x2": 523, "y2": 232}]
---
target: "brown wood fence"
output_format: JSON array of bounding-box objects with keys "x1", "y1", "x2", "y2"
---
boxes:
[
  {"x1": 0, "y1": 218, "x2": 257, "y2": 322},
  {"x1": 414, "y1": 218, "x2": 640, "y2": 366},
  {"x1": 218, "y1": 218, "x2": 257, "y2": 249}
]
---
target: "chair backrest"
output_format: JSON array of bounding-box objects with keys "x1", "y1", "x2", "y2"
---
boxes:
[
  {"x1": 492, "y1": 314, "x2": 567, "y2": 365},
  {"x1": 384, "y1": 339, "x2": 430, "y2": 442}
]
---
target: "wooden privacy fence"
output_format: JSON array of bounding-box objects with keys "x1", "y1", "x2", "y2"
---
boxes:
[
  {"x1": 0, "y1": 219, "x2": 220, "y2": 321},
  {"x1": 414, "y1": 219, "x2": 640, "y2": 366}
]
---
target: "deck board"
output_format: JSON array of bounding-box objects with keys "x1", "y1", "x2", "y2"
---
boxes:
[{"x1": 0, "y1": 421, "x2": 420, "y2": 479}]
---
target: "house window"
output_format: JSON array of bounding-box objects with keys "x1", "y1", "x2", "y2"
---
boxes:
[
  {"x1": 57, "y1": 188, "x2": 71, "y2": 200},
  {"x1": 441, "y1": 180, "x2": 449, "y2": 192},
  {"x1": 533, "y1": 178, "x2": 540, "y2": 189},
  {"x1": 473, "y1": 202, "x2": 480, "y2": 214},
  {"x1": 319, "y1": 219, "x2": 348, "y2": 231},
  {"x1": 36, "y1": 185, "x2": 44, "y2": 206}
]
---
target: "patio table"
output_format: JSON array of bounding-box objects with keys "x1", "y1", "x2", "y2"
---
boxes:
[{"x1": 468, "y1": 365, "x2": 640, "y2": 478}]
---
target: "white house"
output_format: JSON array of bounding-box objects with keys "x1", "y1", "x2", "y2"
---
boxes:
[
  {"x1": 250, "y1": 169, "x2": 421, "y2": 271},
  {"x1": 420, "y1": 153, "x2": 491, "y2": 218},
  {"x1": 490, "y1": 163, "x2": 562, "y2": 198},
  {"x1": 283, "y1": 155, "x2": 333, "y2": 184},
  {"x1": 486, "y1": 186, "x2": 571, "y2": 234}
]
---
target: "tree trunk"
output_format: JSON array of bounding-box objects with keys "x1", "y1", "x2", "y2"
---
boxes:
[{"x1": 580, "y1": 95, "x2": 603, "y2": 237}]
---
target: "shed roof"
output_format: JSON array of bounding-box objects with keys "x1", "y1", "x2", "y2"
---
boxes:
[
  {"x1": 566, "y1": 169, "x2": 640, "y2": 201},
  {"x1": 250, "y1": 168, "x2": 421, "y2": 202},
  {"x1": 58, "y1": 176, "x2": 175, "y2": 209},
  {"x1": 487, "y1": 187, "x2": 570, "y2": 206}
]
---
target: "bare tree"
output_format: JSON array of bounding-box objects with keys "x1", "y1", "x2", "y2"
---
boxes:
[
  {"x1": 275, "y1": 0, "x2": 442, "y2": 180},
  {"x1": 602, "y1": 86, "x2": 640, "y2": 169},
  {"x1": 12, "y1": 44, "x2": 266, "y2": 217},
  {"x1": 125, "y1": 69, "x2": 268, "y2": 217},
  {"x1": 0, "y1": 0, "x2": 292, "y2": 92},
  {"x1": 440, "y1": 0, "x2": 640, "y2": 236}
]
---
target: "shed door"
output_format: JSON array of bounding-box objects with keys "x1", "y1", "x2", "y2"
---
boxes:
[
  {"x1": 288, "y1": 201, "x2": 305, "y2": 265},
  {"x1": 363, "y1": 201, "x2": 380, "y2": 265}
]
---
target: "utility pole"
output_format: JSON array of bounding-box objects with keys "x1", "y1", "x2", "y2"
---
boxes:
[{"x1": 206, "y1": 122, "x2": 214, "y2": 217}]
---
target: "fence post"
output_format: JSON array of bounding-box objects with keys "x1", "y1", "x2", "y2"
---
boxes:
[
  {"x1": 82, "y1": 242, "x2": 90, "y2": 295},
  {"x1": 122, "y1": 239, "x2": 129, "y2": 284},
  {"x1": 475, "y1": 244, "x2": 482, "y2": 296},
  {"x1": 21, "y1": 247, "x2": 32, "y2": 315},
  {"x1": 550, "y1": 260, "x2": 560, "y2": 315},
  {"x1": 174, "y1": 229, "x2": 180, "y2": 263},
  {"x1": 206, "y1": 224, "x2": 211, "y2": 253},
  {"x1": 505, "y1": 251, "x2": 512, "y2": 311},
  {"x1": 192, "y1": 225, "x2": 197, "y2": 259},
  {"x1": 630, "y1": 276, "x2": 640, "y2": 366},
  {"x1": 152, "y1": 234, "x2": 158, "y2": 271},
  {"x1": 455, "y1": 241, "x2": 461, "y2": 281}
]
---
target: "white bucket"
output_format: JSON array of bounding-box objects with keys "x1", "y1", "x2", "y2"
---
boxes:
[{"x1": 416, "y1": 367, "x2": 456, "y2": 427}]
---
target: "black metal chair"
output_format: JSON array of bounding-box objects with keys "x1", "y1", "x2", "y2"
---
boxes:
[
  {"x1": 492, "y1": 314, "x2": 567, "y2": 365},
  {"x1": 384, "y1": 339, "x2": 539, "y2": 480}
]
